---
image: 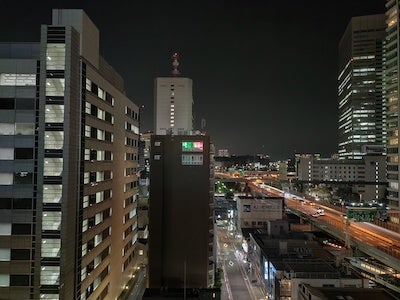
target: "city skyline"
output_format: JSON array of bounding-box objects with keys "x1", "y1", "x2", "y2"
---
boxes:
[{"x1": 0, "y1": 0, "x2": 385, "y2": 159}]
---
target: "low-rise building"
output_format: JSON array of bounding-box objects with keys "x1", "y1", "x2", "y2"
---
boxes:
[
  {"x1": 296, "y1": 150, "x2": 386, "y2": 203},
  {"x1": 237, "y1": 196, "x2": 283, "y2": 230},
  {"x1": 248, "y1": 230, "x2": 368, "y2": 300},
  {"x1": 298, "y1": 283, "x2": 397, "y2": 300}
]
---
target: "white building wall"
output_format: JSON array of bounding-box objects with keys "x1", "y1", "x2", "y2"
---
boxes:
[
  {"x1": 154, "y1": 77, "x2": 193, "y2": 135},
  {"x1": 238, "y1": 197, "x2": 283, "y2": 229}
]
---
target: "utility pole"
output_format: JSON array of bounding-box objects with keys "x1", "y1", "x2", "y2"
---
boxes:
[{"x1": 184, "y1": 260, "x2": 187, "y2": 300}]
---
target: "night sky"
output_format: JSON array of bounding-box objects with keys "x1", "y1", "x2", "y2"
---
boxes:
[{"x1": 0, "y1": 0, "x2": 385, "y2": 160}]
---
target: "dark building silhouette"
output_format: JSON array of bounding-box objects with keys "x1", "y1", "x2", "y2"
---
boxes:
[{"x1": 148, "y1": 134, "x2": 215, "y2": 289}]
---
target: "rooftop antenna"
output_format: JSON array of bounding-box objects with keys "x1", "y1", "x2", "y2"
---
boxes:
[{"x1": 172, "y1": 52, "x2": 180, "y2": 76}]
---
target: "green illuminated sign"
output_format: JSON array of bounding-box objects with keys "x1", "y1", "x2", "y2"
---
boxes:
[
  {"x1": 346, "y1": 208, "x2": 377, "y2": 222},
  {"x1": 182, "y1": 141, "x2": 203, "y2": 152}
]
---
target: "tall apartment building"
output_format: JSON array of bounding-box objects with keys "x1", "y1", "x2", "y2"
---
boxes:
[
  {"x1": 154, "y1": 55, "x2": 193, "y2": 135},
  {"x1": 385, "y1": 0, "x2": 400, "y2": 210},
  {"x1": 148, "y1": 135, "x2": 214, "y2": 289},
  {"x1": 0, "y1": 9, "x2": 142, "y2": 300},
  {"x1": 338, "y1": 14, "x2": 386, "y2": 159}
]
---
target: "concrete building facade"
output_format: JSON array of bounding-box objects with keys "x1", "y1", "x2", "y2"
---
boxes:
[
  {"x1": 237, "y1": 196, "x2": 284, "y2": 230},
  {"x1": 296, "y1": 152, "x2": 387, "y2": 203},
  {"x1": 154, "y1": 76, "x2": 193, "y2": 135},
  {"x1": 0, "y1": 9, "x2": 142, "y2": 300}
]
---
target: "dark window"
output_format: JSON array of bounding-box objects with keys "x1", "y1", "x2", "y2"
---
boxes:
[
  {"x1": 105, "y1": 131, "x2": 112, "y2": 142},
  {"x1": 91, "y1": 83, "x2": 98, "y2": 94},
  {"x1": 89, "y1": 172, "x2": 96, "y2": 182},
  {"x1": 105, "y1": 93, "x2": 113, "y2": 105},
  {"x1": 105, "y1": 112, "x2": 112, "y2": 123},
  {"x1": 88, "y1": 217, "x2": 95, "y2": 228},
  {"x1": 90, "y1": 127, "x2": 97, "y2": 138},
  {"x1": 90, "y1": 149, "x2": 97, "y2": 160},
  {"x1": 16, "y1": 99, "x2": 34, "y2": 110},
  {"x1": 13, "y1": 198, "x2": 32, "y2": 209},
  {"x1": 103, "y1": 209, "x2": 110, "y2": 219},
  {"x1": 10, "y1": 275, "x2": 30, "y2": 286},
  {"x1": 15, "y1": 148, "x2": 33, "y2": 159},
  {"x1": 14, "y1": 172, "x2": 33, "y2": 184},
  {"x1": 89, "y1": 194, "x2": 96, "y2": 206},
  {"x1": 12, "y1": 224, "x2": 31, "y2": 235},
  {"x1": 0, "y1": 98, "x2": 15, "y2": 109},
  {"x1": 0, "y1": 198, "x2": 12, "y2": 209},
  {"x1": 104, "y1": 170, "x2": 111, "y2": 180},
  {"x1": 105, "y1": 151, "x2": 112, "y2": 160},
  {"x1": 11, "y1": 249, "x2": 31, "y2": 260},
  {"x1": 91, "y1": 105, "x2": 97, "y2": 117},
  {"x1": 87, "y1": 239, "x2": 94, "y2": 250},
  {"x1": 102, "y1": 229, "x2": 109, "y2": 240}
]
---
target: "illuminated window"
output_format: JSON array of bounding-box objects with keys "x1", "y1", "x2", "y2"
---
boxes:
[
  {"x1": 40, "y1": 266, "x2": 60, "y2": 285},
  {"x1": 40, "y1": 294, "x2": 59, "y2": 300},
  {"x1": 44, "y1": 158, "x2": 63, "y2": 176},
  {"x1": 0, "y1": 223, "x2": 11, "y2": 235},
  {"x1": 45, "y1": 105, "x2": 64, "y2": 123},
  {"x1": 0, "y1": 274, "x2": 10, "y2": 286},
  {"x1": 46, "y1": 78, "x2": 65, "y2": 96},
  {"x1": 46, "y1": 44, "x2": 65, "y2": 70},
  {"x1": 44, "y1": 131, "x2": 64, "y2": 149},
  {"x1": 41, "y1": 239, "x2": 61, "y2": 257},
  {"x1": 43, "y1": 185, "x2": 62, "y2": 204},
  {"x1": 0, "y1": 249, "x2": 10, "y2": 261},
  {"x1": 0, "y1": 123, "x2": 14, "y2": 135},
  {"x1": 0, "y1": 73, "x2": 36, "y2": 86},
  {"x1": 15, "y1": 123, "x2": 35, "y2": 135},
  {"x1": 0, "y1": 148, "x2": 13, "y2": 160},
  {"x1": 42, "y1": 212, "x2": 61, "y2": 231}
]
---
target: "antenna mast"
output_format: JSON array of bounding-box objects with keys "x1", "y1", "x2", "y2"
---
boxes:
[{"x1": 172, "y1": 52, "x2": 180, "y2": 76}]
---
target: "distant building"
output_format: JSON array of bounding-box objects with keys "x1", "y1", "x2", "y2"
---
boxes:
[
  {"x1": 154, "y1": 55, "x2": 193, "y2": 135},
  {"x1": 217, "y1": 149, "x2": 229, "y2": 157},
  {"x1": 148, "y1": 135, "x2": 214, "y2": 289},
  {"x1": 296, "y1": 149, "x2": 386, "y2": 202},
  {"x1": 237, "y1": 196, "x2": 284, "y2": 230},
  {"x1": 338, "y1": 14, "x2": 386, "y2": 159},
  {"x1": 298, "y1": 283, "x2": 397, "y2": 300},
  {"x1": 248, "y1": 231, "x2": 369, "y2": 300},
  {"x1": 139, "y1": 131, "x2": 152, "y2": 179},
  {"x1": 278, "y1": 158, "x2": 296, "y2": 182},
  {"x1": 0, "y1": 9, "x2": 141, "y2": 300},
  {"x1": 385, "y1": 1, "x2": 400, "y2": 212}
]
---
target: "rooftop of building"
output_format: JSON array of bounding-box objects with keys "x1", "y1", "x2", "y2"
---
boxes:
[
  {"x1": 248, "y1": 229, "x2": 348, "y2": 278},
  {"x1": 143, "y1": 288, "x2": 220, "y2": 300},
  {"x1": 302, "y1": 284, "x2": 398, "y2": 300}
]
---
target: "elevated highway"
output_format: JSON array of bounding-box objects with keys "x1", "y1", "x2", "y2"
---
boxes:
[{"x1": 248, "y1": 181, "x2": 400, "y2": 273}]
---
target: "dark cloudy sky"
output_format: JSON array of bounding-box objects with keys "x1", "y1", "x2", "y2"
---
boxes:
[{"x1": 0, "y1": 0, "x2": 385, "y2": 160}]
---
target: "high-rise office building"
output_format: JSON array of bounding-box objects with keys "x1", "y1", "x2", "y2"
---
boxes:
[
  {"x1": 154, "y1": 54, "x2": 194, "y2": 135},
  {"x1": 148, "y1": 135, "x2": 215, "y2": 289},
  {"x1": 0, "y1": 9, "x2": 142, "y2": 299},
  {"x1": 338, "y1": 14, "x2": 386, "y2": 159},
  {"x1": 385, "y1": 0, "x2": 400, "y2": 212}
]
